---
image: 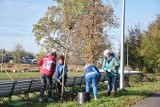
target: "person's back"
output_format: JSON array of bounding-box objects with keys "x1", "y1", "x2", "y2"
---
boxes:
[
  {"x1": 84, "y1": 63, "x2": 101, "y2": 100},
  {"x1": 38, "y1": 52, "x2": 57, "y2": 102},
  {"x1": 38, "y1": 55, "x2": 56, "y2": 76}
]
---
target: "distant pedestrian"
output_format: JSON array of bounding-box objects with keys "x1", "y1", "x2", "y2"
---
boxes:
[
  {"x1": 55, "y1": 55, "x2": 68, "y2": 95},
  {"x1": 84, "y1": 63, "x2": 101, "y2": 100},
  {"x1": 38, "y1": 52, "x2": 57, "y2": 102},
  {"x1": 102, "y1": 49, "x2": 119, "y2": 97}
]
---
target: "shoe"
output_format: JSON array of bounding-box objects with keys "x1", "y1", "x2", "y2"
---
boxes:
[
  {"x1": 107, "y1": 92, "x2": 110, "y2": 97},
  {"x1": 48, "y1": 98, "x2": 54, "y2": 102},
  {"x1": 39, "y1": 98, "x2": 44, "y2": 102},
  {"x1": 94, "y1": 97, "x2": 97, "y2": 100},
  {"x1": 111, "y1": 92, "x2": 116, "y2": 97}
]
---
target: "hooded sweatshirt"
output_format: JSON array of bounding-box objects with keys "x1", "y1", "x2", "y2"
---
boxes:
[{"x1": 38, "y1": 55, "x2": 56, "y2": 76}]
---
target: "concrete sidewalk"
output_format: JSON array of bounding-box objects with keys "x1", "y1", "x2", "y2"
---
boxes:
[{"x1": 132, "y1": 91, "x2": 160, "y2": 107}]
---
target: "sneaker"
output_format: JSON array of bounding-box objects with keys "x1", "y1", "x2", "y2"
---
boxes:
[
  {"x1": 39, "y1": 98, "x2": 44, "y2": 102},
  {"x1": 94, "y1": 97, "x2": 97, "y2": 100},
  {"x1": 48, "y1": 98, "x2": 54, "y2": 102}
]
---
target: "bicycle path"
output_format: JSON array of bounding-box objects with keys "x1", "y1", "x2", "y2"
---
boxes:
[{"x1": 132, "y1": 91, "x2": 160, "y2": 107}]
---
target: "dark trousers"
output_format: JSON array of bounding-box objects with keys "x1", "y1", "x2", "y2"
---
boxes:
[
  {"x1": 40, "y1": 74, "x2": 53, "y2": 98},
  {"x1": 57, "y1": 79, "x2": 62, "y2": 94},
  {"x1": 57, "y1": 77, "x2": 67, "y2": 94},
  {"x1": 107, "y1": 74, "x2": 118, "y2": 96}
]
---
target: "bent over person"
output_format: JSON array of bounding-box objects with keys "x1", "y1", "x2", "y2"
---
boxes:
[
  {"x1": 38, "y1": 52, "x2": 57, "y2": 102},
  {"x1": 102, "y1": 50, "x2": 119, "y2": 97},
  {"x1": 84, "y1": 63, "x2": 101, "y2": 100}
]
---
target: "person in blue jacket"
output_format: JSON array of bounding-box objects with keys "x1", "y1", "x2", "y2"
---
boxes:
[
  {"x1": 84, "y1": 63, "x2": 101, "y2": 100},
  {"x1": 55, "y1": 55, "x2": 68, "y2": 94},
  {"x1": 102, "y1": 49, "x2": 120, "y2": 97}
]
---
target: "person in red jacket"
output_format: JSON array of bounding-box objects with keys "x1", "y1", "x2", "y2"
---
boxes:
[{"x1": 38, "y1": 52, "x2": 57, "y2": 102}]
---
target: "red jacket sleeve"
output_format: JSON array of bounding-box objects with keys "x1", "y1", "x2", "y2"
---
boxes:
[{"x1": 38, "y1": 58, "x2": 43, "y2": 67}]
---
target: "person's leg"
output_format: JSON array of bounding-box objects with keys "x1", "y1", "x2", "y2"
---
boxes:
[
  {"x1": 91, "y1": 74, "x2": 98, "y2": 99},
  {"x1": 40, "y1": 74, "x2": 46, "y2": 100},
  {"x1": 85, "y1": 75, "x2": 91, "y2": 93},
  {"x1": 46, "y1": 75, "x2": 53, "y2": 98},
  {"x1": 46, "y1": 75, "x2": 54, "y2": 102},
  {"x1": 112, "y1": 74, "x2": 118, "y2": 92},
  {"x1": 107, "y1": 76, "x2": 112, "y2": 96},
  {"x1": 57, "y1": 81, "x2": 62, "y2": 94}
]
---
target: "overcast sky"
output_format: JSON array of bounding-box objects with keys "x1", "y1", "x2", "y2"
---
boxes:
[{"x1": 0, "y1": 0, "x2": 159, "y2": 54}]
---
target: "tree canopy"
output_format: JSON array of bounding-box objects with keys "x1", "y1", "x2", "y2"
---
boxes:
[
  {"x1": 124, "y1": 15, "x2": 160, "y2": 73},
  {"x1": 139, "y1": 15, "x2": 160, "y2": 72},
  {"x1": 32, "y1": 0, "x2": 119, "y2": 64}
]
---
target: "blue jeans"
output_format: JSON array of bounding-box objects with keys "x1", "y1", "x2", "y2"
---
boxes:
[
  {"x1": 40, "y1": 74, "x2": 53, "y2": 98},
  {"x1": 107, "y1": 74, "x2": 118, "y2": 96},
  {"x1": 85, "y1": 72, "x2": 99, "y2": 97}
]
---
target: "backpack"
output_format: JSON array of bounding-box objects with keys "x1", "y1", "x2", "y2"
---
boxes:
[{"x1": 42, "y1": 58, "x2": 54, "y2": 71}]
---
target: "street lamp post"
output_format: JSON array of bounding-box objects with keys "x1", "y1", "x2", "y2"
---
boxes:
[{"x1": 120, "y1": 0, "x2": 125, "y2": 90}]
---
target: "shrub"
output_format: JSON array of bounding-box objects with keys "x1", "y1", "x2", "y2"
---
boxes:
[
  {"x1": 143, "y1": 67, "x2": 148, "y2": 74},
  {"x1": 116, "y1": 75, "x2": 130, "y2": 87},
  {"x1": 142, "y1": 74, "x2": 156, "y2": 82},
  {"x1": 129, "y1": 74, "x2": 142, "y2": 86},
  {"x1": 124, "y1": 75, "x2": 130, "y2": 87}
]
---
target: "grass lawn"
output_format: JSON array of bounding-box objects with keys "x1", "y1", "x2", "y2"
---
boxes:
[
  {"x1": 0, "y1": 72, "x2": 39, "y2": 80},
  {"x1": 0, "y1": 71, "x2": 84, "y2": 80},
  {"x1": 30, "y1": 80, "x2": 160, "y2": 107},
  {"x1": 1, "y1": 72, "x2": 160, "y2": 107},
  {"x1": 1, "y1": 76, "x2": 160, "y2": 107}
]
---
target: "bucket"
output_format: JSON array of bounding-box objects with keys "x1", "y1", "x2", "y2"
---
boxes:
[{"x1": 77, "y1": 92, "x2": 90, "y2": 104}]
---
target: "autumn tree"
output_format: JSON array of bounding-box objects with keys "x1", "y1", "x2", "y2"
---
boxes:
[
  {"x1": 32, "y1": 0, "x2": 118, "y2": 64},
  {"x1": 33, "y1": 0, "x2": 86, "y2": 53},
  {"x1": 12, "y1": 44, "x2": 25, "y2": 63},
  {"x1": 36, "y1": 49, "x2": 46, "y2": 61},
  {"x1": 124, "y1": 24, "x2": 143, "y2": 70},
  {"x1": 0, "y1": 49, "x2": 6, "y2": 63},
  {"x1": 139, "y1": 15, "x2": 160, "y2": 72},
  {"x1": 73, "y1": 0, "x2": 118, "y2": 64}
]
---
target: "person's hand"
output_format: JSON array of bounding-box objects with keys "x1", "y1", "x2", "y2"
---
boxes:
[
  {"x1": 107, "y1": 69, "x2": 111, "y2": 72},
  {"x1": 57, "y1": 79, "x2": 60, "y2": 83}
]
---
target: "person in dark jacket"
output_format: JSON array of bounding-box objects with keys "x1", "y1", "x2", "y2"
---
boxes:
[
  {"x1": 102, "y1": 50, "x2": 119, "y2": 97},
  {"x1": 84, "y1": 63, "x2": 101, "y2": 100},
  {"x1": 38, "y1": 52, "x2": 57, "y2": 102},
  {"x1": 55, "y1": 55, "x2": 68, "y2": 94}
]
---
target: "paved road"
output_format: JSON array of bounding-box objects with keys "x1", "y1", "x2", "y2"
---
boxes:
[{"x1": 132, "y1": 91, "x2": 160, "y2": 107}]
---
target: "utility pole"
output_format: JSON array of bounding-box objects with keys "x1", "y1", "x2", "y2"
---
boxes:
[
  {"x1": 120, "y1": 0, "x2": 125, "y2": 90},
  {"x1": 127, "y1": 39, "x2": 129, "y2": 71},
  {"x1": 1, "y1": 49, "x2": 4, "y2": 73}
]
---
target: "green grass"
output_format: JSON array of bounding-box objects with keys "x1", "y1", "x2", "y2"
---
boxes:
[
  {"x1": 31, "y1": 81, "x2": 160, "y2": 107},
  {"x1": 0, "y1": 71, "x2": 84, "y2": 80},
  {"x1": 1, "y1": 79, "x2": 160, "y2": 107},
  {"x1": 1, "y1": 72, "x2": 160, "y2": 107},
  {"x1": 0, "y1": 72, "x2": 39, "y2": 80}
]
